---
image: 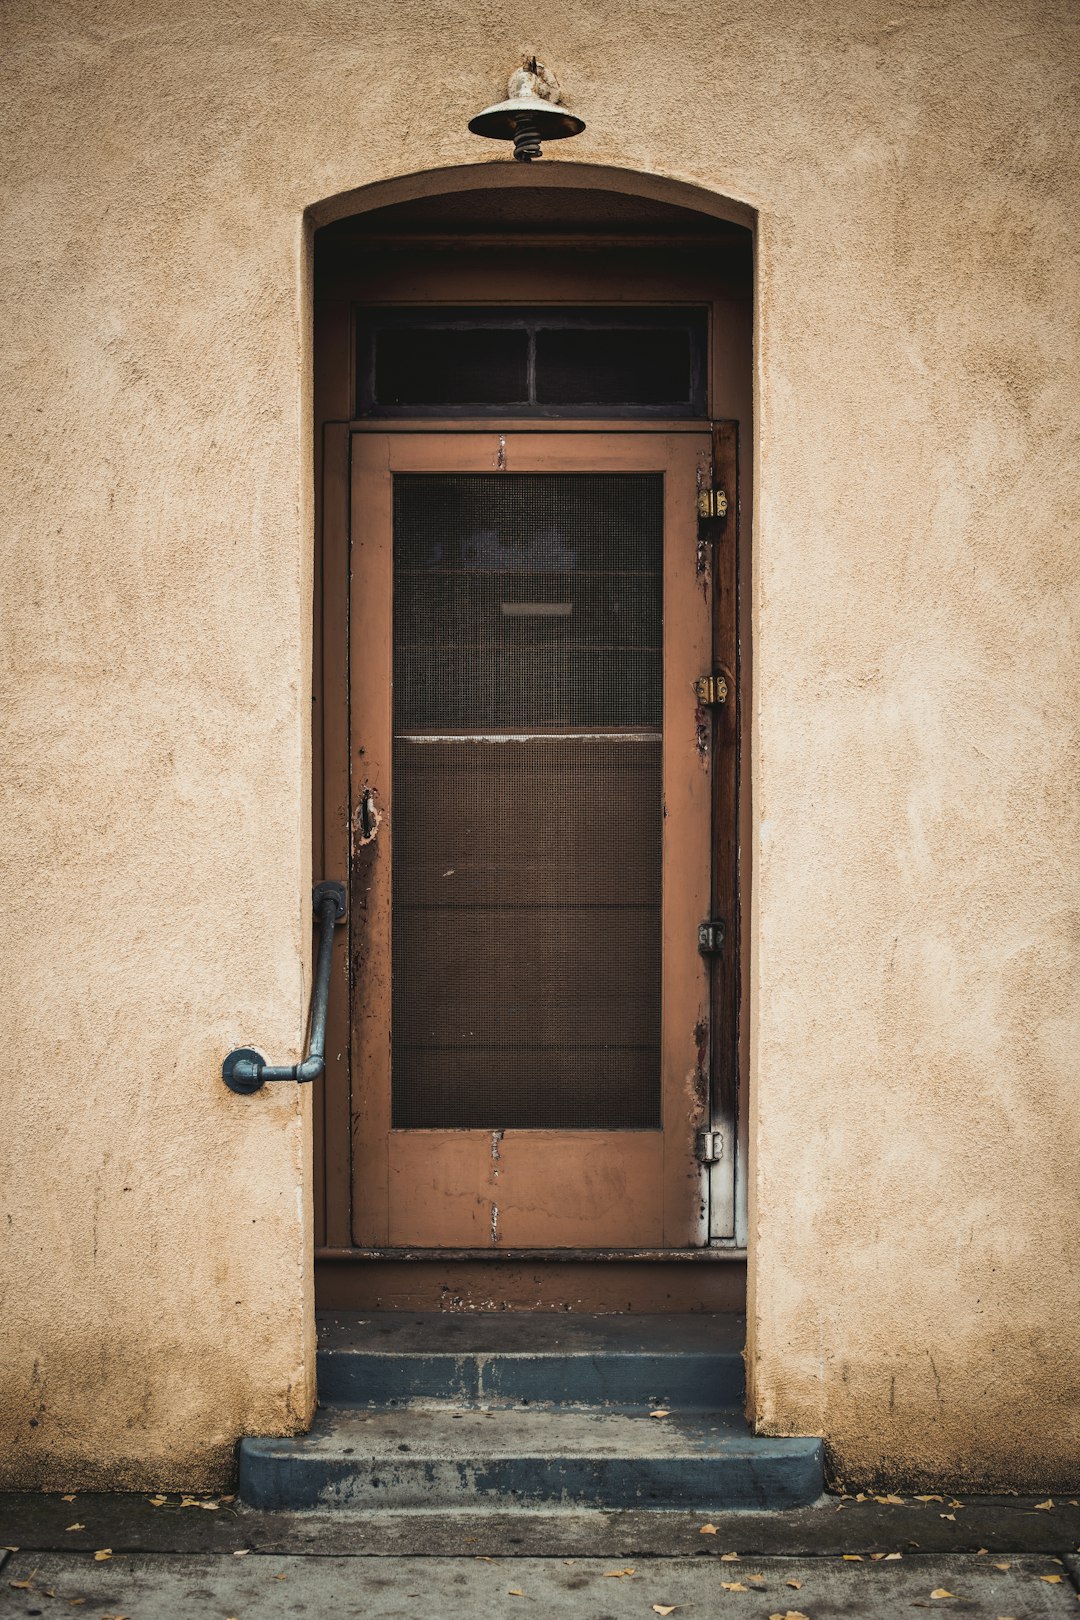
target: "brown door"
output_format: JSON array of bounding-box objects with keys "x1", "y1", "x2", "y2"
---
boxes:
[{"x1": 349, "y1": 428, "x2": 715, "y2": 1250}]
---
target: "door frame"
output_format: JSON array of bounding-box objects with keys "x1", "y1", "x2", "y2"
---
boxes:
[{"x1": 315, "y1": 418, "x2": 744, "y2": 1294}]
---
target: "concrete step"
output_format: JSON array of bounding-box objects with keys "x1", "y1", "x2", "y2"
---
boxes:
[
  {"x1": 316, "y1": 1311, "x2": 746, "y2": 1409},
  {"x1": 238, "y1": 1405, "x2": 824, "y2": 1512}
]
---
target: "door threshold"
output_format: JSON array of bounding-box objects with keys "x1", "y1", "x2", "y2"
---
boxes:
[
  {"x1": 315, "y1": 1247, "x2": 746, "y2": 1262},
  {"x1": 315, "y1": 1253, "x2": 747, "y2": 1312}
]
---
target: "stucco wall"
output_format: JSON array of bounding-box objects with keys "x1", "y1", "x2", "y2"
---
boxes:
[{"x1": 1, "y1": 0, "x2": 1077, "y2": 1488}]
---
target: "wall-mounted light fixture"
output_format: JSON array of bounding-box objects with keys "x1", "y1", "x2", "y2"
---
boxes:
[{"x1": 468, "y1": 58, "x2": 585, "y2": 162}]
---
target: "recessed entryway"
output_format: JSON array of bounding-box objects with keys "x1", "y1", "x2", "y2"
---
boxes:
[{"x1": 311, "y1": 177, "x2": 752, "y2": 1314}]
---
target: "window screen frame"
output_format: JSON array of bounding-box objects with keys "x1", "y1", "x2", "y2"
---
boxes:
[{"x1": 354, "y1": 305, "x2": 709, "y2": 420}]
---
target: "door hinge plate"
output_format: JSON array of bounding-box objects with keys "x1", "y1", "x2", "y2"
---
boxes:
[
  {"x1": 696, "y1": 1128, "x2": 724, "y2": 1165},
  {"x1": 697, "y1": 487, "x2": 729, "y2": 521},
  {"x1": 693, "y1": 673, "x2": 729, "y2": 707},
  {"x1": 698, "y1": 918, "x2": 726, "y2": 955}
]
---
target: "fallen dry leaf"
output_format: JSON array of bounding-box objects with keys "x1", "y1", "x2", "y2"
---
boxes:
[
  {"x1": 948, "y1": 1500, "x2": 964, "y2": 1509},
  {"x1": 233, "y1": 1548, "x2": 251, "y2": 1556},
  {"x1": 508, "y1": 1588, "x2": 524, "y2": 1597},
  {"x1": 65, "y1": 1523, "x2": 85, "y2": 1532},
  {"x1": 652, "y1": 1607, "x2": 678, "y2": 1615},
  {"x1": 992, "y1": 1562, "x2": 1011, "y2": 1572},
  {"x1": 1034, "y1": 1499, "x2": 1055, "y2": 1511},
  {"x1": 271, "y1": 1573, "x2": 287, "y2": 1580},
  {"x1": 939, "y1": 1513, "x2": 957, "y2": 1522},
  {"x1": 61, "y1": 1494, "x2": 76, "y2": 1502},
  {"x1": 1040, "y1": 1574, "x2": 1064, "y2": 1583},
  {"x1": 650, "y1": 1409, "x2": 671, "y2": 1419},
  {"x1": 769, "y1": 1611, "x2": 809, "y2": 1620},
  {"x1": 976, "y1": 1548, "x2": 988, "y2": 1556},
  {"x1": 93, "y1": 1549, "x2": 112, "y2": 1561},
  {"x1": 220, "y1": 1494, "x2": 236, "y2": 1503},
  {"x1": 884, "y1": 1552, "x2": 903, "y2": 1560},
  {"x1": 875, "y1": 1494, "x2": 905, "y2": 1505},
  {"x1": 720, "y1": 1552, "x2": 740, "y2": 1561},
  {"x1": 747, "y1": 1573, "x2": 767, "y2": 1583},
  {"x1": 699, "y1": 1523, "x2": 719, "y2": 1535},
  {"x1": 148, "y1": 1495, "x2": 167, "y2": 1507},
  {"x1": 604, "y1": 1568, "x2": 636, "y2": 1578},
  {"x1": 721, "y1": 1581, "x2": 748, "y2": 1592},
  {"x1": 843, "y1": 1554, "x2": 864, "y2": 1561},
  {"x1": 786, "y1": 1578, "x2": 803, "y2": 1588},
  {"x1": 931, "y1": 1590, "x2": 957, "y2": 1600},
  {"x1": 914, "y1": 1494, "x2": 943, "y2": 1503},
  {"x1": 9, "y1": 1581, "x2": 33, "y2": 1591}
]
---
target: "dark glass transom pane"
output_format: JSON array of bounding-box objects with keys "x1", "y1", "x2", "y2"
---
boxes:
[
  {"x1": 535, "y1": 327, "x2": 693, "y2": 405},
  {"x1": 375, "y1": 327, "x2": 529, "y2": 407},
  {"x1": 391, "y1": 473, "x2": 663, "y2": 1131},
  {"x1": 357, "y1": 307, "x2": 707, "y2": 417}
]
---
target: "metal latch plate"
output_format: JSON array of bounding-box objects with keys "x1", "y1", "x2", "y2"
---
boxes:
[
  {"x1": 696, "y1": 1128, "x2": 724, "y2": 1165},
  {"x1": 698, "y1": 919, "x2": 725, "y2": 955}
]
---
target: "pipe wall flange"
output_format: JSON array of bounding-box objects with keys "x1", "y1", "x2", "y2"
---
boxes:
[
  {"x1": 222, "y1": 1047, "x2": 266, "y2": 1095},
  {"x1": 313, "y1": 880, "x2": 347, "y2": 920}
]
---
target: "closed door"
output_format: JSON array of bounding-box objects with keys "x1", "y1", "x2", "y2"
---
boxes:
[{"x1": 349, "y1": 429, "x2": 717, "y2": 1249}]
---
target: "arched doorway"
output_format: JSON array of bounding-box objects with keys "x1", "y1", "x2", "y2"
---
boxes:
[{"x1": 310, "y1": 168, "x2": 753, "y2": 1314}]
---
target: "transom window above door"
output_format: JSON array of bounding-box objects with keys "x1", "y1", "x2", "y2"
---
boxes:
[{"x1": 354, "y1": 306, "x2": 708, "y2": 417}]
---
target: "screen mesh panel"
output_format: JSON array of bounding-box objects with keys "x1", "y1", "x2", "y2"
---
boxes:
[{"x1": 392, "y1": 473, "x2": 663, "y2": 1130}]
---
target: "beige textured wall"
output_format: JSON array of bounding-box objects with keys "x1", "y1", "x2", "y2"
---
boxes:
[{"x1": 1, "y1": 0, "x2": 1077, "y2": 1488}]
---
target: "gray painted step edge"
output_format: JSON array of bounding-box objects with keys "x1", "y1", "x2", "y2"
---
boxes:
[
  {"x1": 316, "y1": 1346, "x2": 745, "y2": 1408},
  {"x1": 238, "y1": 1410, "x2": 823, "y2": 1513}
]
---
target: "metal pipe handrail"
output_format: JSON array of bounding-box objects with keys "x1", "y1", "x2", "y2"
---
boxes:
[{"x1": 222, "y1": 881, "x2": 346, "y2": 1095}]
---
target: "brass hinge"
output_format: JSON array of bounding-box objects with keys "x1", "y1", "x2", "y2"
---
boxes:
[
  {"x1": 697, "y1": 487, "x2": 729, "y2": 521},
  {"x1": 695, "y1": 1128, "x2": 724, "y2": 1165},
  {"x1": 693, "y1": 673, "x2": 729, "y2": 707},
  {"x1": 697, "y1": 918, "x2": 726, "y2": 955}
]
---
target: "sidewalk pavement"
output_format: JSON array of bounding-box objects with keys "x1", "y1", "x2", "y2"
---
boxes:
[{"x1": 3, "y1": 1492, "x2": 1080, "y2": 1618}]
